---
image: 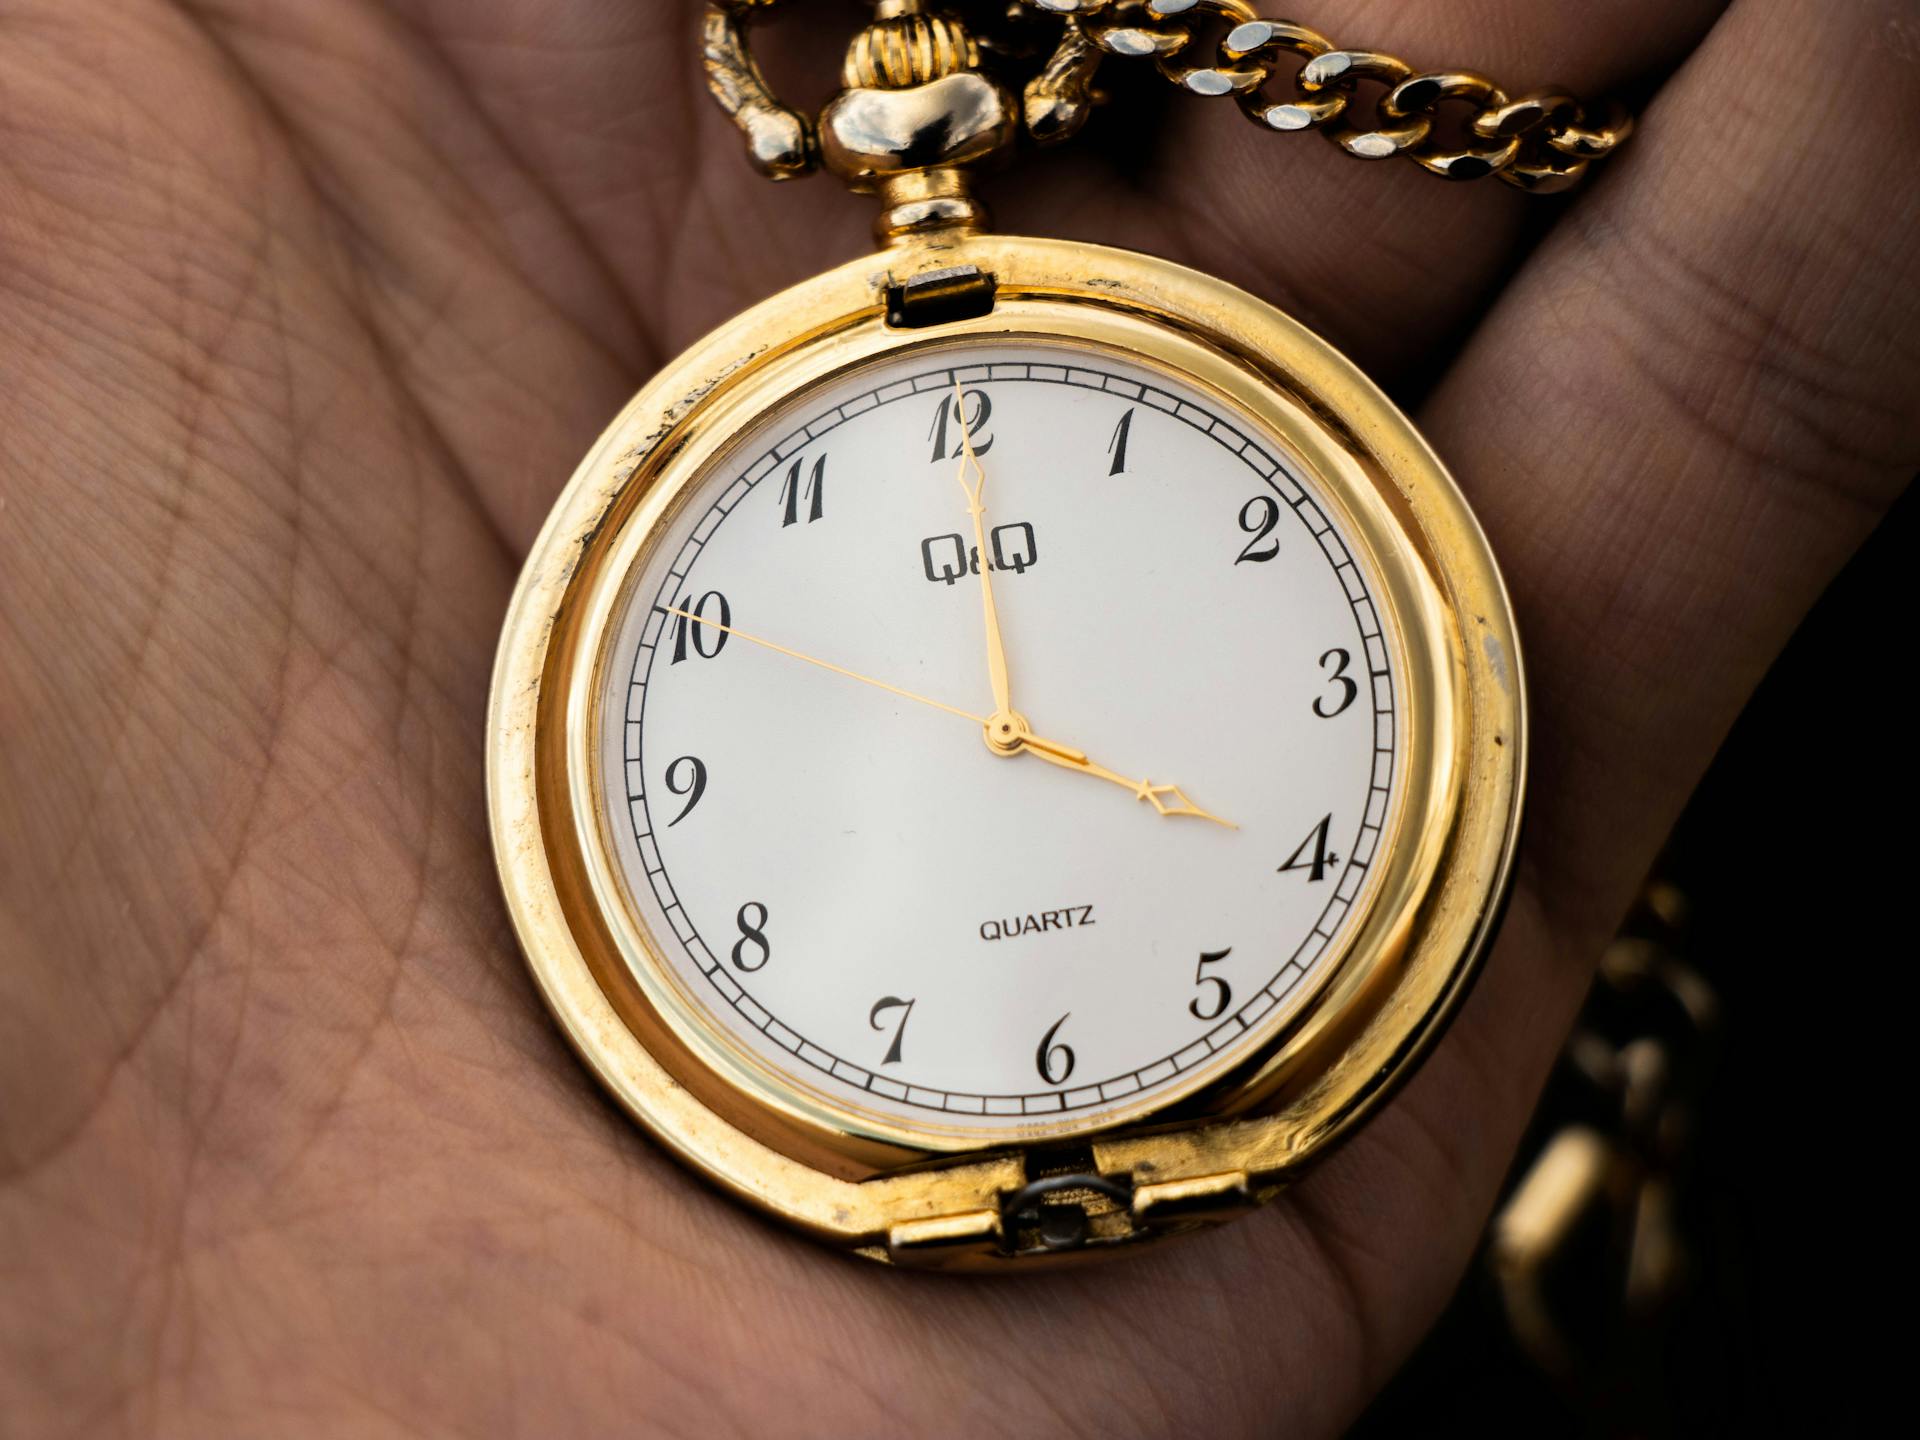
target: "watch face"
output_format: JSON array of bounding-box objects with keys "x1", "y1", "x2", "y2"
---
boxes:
[{"x1": 596, "y1": 339, "x2": 1404, "y2": 1141}]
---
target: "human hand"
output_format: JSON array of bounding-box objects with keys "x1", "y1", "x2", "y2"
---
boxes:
[{"x1": 2, "y1": 2, "x2": 1913, "y2": 1434}]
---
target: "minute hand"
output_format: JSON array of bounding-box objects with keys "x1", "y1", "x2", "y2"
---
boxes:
[
  {"x1": 1014, "y1": 729, "x2": 1237, "y2": 830},
  {"x1": 953, "y1": 382, "x2": 1014, "y2": 721}
]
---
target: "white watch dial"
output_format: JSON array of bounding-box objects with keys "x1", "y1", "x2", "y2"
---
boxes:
[{"x1": 597, "y1": 341, "x2": 1403, "y2": 1139}]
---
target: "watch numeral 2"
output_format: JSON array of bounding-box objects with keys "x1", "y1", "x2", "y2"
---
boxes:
[{"x1": 1235, "y1": 495, "x2": 1281, "y2": 565}]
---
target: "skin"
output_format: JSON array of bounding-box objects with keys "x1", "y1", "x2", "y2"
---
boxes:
[{"x1": 0, "y1": 0, "x2": 1914, "y2": 1434}]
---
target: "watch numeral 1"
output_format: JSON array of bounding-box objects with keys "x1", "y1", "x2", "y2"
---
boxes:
[
  {"x1": 868, "y1": 996, "x2": 915, "y2": 1065},
  {"x1": 668, "y1": 591, "x2": 730, "y2": 664},
  {"x1": 1189, "y1": 948, "x2": 1234, "y2": 1021},
  {"x1": 1279, "y1": 814, "x2": 1340, "y2": 883},
  {"x1": 1107, "y1": 407, "x2": 1135, "y2": 475},
  {"x1": 663, "y1": 755, "x2": 707, "y2": 826},
  {"x1": 778, "y1": 454, "x2": 826, "y2": 527},
  {"x1": 731, "y1": 901, "x2": 770, "y2": 971},
  {"x1": 1036, "y1": 1012, "x2": 1076, "y2": 1086},
  {"x1": 1235, "y1": 495, "x2": 1282, "y2": 565}
]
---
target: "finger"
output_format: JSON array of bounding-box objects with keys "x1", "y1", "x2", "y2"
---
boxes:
[
  {"x1": 997, "y1": 0, "x2": 1729, "y2": 379},
  {"x1": 1429, "y1": 0, "x2": 1919, "y2": 944},
  {"x1": 182, "y1": 0, "x2": 1728, "y2": 557},
  {"x1": 1286, "y1": 0, "x2": 1918, "y2": 1401},
  {"x1": 368, "y1": 0, "x2": 875, "y2": 340}
]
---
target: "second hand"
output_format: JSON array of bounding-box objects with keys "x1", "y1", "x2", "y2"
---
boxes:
[{"x1": 658, "y1": 607, "x2": 987, "y2": 725}]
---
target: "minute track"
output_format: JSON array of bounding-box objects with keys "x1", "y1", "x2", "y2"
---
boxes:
[{"x1": 611, "y1": 347, "x2": 1400, "y2": 1123}]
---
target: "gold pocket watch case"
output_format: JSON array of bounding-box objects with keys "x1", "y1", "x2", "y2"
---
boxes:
[{"x1": 488, "y1": 231, "x2": 1524, "y2": 1267}]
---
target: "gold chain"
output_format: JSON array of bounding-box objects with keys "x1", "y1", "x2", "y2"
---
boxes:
[
  {"x1": 705, "y1": 0, "x2": 1633, "y2": 194},
  {"x1": 1025, "y1": 0, "x2": 1633, "y2": 192}
]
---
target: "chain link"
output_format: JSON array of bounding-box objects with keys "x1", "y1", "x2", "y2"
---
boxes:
[
  {"x1": 1019, "y1": 0, "x2": 1632, "y2": 192},
  {"x1": 703, "y1": 0, "x2": 1633, "y2": 194}
]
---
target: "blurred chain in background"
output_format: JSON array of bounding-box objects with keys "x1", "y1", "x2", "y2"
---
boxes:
[
  {"x1": 1488, "y1": 877, "x2": 1719, "y2": 1416},
  {"x1": 1355, "y1": 878, "x2": 1726, "y2": 1437},
  {"x1": 1357, "y1": 485, "x2": 1911, "y2": 1436}
]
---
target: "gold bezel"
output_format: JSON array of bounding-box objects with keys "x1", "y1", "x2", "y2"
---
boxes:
[{"x1": 488, "y1": 233, "x2": 1525, "y2": 1254}]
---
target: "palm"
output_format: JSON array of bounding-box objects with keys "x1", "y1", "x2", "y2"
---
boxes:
[{"x1": 2, "y1": 1, "x2": 1912, "y2": 1433}]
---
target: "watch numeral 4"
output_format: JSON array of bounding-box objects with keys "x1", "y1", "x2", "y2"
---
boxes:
[{"x1": 1279, "y1": 814, "x2": 1340, "y2": 883}]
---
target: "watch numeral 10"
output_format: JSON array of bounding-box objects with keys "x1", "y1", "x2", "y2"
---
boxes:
[{"x1": 668, "y1": 591, "x2": 730, "y2": 663}]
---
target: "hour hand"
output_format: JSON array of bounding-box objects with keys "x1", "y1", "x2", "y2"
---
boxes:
[{"x1": 1016, "y1": 729, "x2": 1237, "y2": 830}]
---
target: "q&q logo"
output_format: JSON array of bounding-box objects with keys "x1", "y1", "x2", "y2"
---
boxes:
[{"x1": 921, "y1": 521, "x2": 1039, "y2": 586}]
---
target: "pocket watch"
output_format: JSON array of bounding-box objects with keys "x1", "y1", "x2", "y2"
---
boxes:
[{"x1": 489, "y1": 0, "x2": 1628, "y2": 1267}]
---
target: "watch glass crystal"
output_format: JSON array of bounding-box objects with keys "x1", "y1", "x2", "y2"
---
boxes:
[{"x1": 595, "y1": 340, "x2": 1405, "y2": 1139}]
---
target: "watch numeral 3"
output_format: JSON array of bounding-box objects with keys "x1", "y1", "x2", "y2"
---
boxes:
[{"x1": 1314, "y1": 647, "x2": 1359, "y2": 718}]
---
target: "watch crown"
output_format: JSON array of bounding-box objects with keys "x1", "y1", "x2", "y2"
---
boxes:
[{"x1": 843, "y1": 13, "x2": 979, "y2": 90}]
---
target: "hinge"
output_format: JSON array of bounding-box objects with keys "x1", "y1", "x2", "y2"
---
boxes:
[
  {"x1": 885, "y1": 265, "x2": 998, "y2": 328},
  {"x1": 1002, "y1": 1170, "x2": 1137, "y2": 1254},
  {"x1": 885, "y1": 1208, "x2": 1004, "y2": 1268},
  {"x1": 1130, "y1": 1170, "x2": 1258, "y2": 1228},
  {"x1": 882, "y1": 1150, "x2": 1261, "y2": 1266}
]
